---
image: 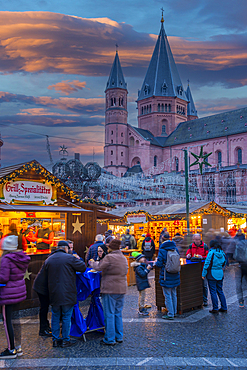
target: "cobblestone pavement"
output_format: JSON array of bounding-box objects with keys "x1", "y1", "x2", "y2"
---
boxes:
[{"x1": 0, "y1": 265, "x2": 247, "y2": 369}]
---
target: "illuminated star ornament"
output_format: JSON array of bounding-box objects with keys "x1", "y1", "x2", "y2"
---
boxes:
[
  {"x1": 72, "y1": 217, "x2": 84, "y2": 234},
  {"x1": 190, "y1": 146, "x2": 212, "y2": 174},
  {"x1": 23, "y1": 269, "x2": 31, "y2": 280}
]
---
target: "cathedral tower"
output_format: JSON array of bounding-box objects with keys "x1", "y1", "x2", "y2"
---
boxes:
[
  {"x1": 104, "y1": 50, "x2": 128, "y2": 177},
  {"x1": 137, "y1": 14, "x2": 189, "y2": 137}
]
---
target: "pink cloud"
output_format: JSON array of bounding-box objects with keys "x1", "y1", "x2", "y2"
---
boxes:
[{"x1": 48, "y1": 80, "x2": 87, "y2": 95}]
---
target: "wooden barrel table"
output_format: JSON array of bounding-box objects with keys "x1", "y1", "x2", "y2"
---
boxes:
[{"x1": 155, "y1": 259, "x2": 203, "y2": 314}]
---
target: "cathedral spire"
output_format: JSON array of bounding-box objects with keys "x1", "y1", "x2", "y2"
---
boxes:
[
  {"x1": 106, "y1": 49, "x2": 127, "y2": 91},
  {"x1": 137, "y1": 18, "x2": 187, "y2": 102},
  {"x1": 186, "y1": 84, "x2": 198, "y2": 118}
]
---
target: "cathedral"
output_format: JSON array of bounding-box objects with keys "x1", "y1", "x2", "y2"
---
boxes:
[{"x1": 104, "y1": 16, "x2": 247, "y2": 204}]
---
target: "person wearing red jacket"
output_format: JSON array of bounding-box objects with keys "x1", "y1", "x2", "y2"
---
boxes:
[{"x1": 186, "y1": 233, "x2": 209, "y2": 306}]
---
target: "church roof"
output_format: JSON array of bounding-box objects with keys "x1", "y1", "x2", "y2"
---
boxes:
[
  {"x1": 105, "y1": 51, "x2": 127, "y2": 91},
  {"x1": 165, "y1": 107, "x2": 247, "y2": 147},
  {"x1": 132, "y1": 127, "x2": 167, "y2": 147},
  {"x1": 137, "y1": 20, "x2": 187, "y2": 102},
  {"x1": 186, "y1": 84, "x2": 197, "y2": 117}
]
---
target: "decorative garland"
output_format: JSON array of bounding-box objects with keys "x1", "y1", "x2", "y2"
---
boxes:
[
  {"x1": 190, "y1": 201, "x2": 246, "y2": 218},
  {"x1": 98, "y1": 201, "x2": 247, "y2": 224},
  {"x1": 0, "y1": 160, "x2": 115, "y2": 208}
]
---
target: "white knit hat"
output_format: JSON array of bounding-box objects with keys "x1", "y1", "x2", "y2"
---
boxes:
[{"x1": 3, "y1": 235, "x2": 18, "y2": 251}]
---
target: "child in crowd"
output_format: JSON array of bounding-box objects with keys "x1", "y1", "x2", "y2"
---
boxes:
[{"x1": 131, "y1": 252, "x2": 152, "y2": 316}]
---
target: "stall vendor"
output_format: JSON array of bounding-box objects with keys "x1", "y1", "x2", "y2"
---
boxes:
[
  {"x1": 34, "y1": 221, "x2": 54, "y2": 253},
  {"x1": 20, "y1": 221, "x2": 36, "y2": 247}
]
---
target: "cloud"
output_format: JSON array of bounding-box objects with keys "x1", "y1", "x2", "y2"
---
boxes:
[
  {"x1": 196, "y1": 97, "x2": 247, "y2": 117},
  {"x1": 48, "y1": 80, "x2": 87, "y2": 95},
  {"x1": 0, "y1": 11, "x2": 245, "y2": 88},
  {"x1": 0, "y1": 91, "x2": 105, "y2": 114}
]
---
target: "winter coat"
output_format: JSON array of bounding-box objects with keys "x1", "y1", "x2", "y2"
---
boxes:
[
  {"x1": 137, "y1": 236, "x2": 145, "y2": 252},
  {"x1": 186, "y1": 241, "x2": 209, "y2": 259},
  {"x1": 90, "y1": 250, "x2": 128, "y2": 294},
  {"x1": 86, "y1": 241, "x2": 105, "y2": 264},
  {"x1": 221, "y1": 236, "x2": 236, "y2": 254},
  {"x1": 0, "y1": 251, "x2": 30, "y2": 305},
  {"x1": 142, "y1": 237, "x2": 155, "y2": 260},
  {"x1": 202, "y1": 248, "x2": 226, "y2": 280},
  {"x1": 155, "y1": 240, "x2": 180, "y2": 288},
  {"x1": 122, "y1": 234, "x2": 136, "y2": 249},
  {"x1": 33, "y1": 262, "x2": 48, "y2": 296},
  {"x1": 172, "y1": 236, "x2": 186, "y2": 258},
  {"x1": 131, "y1": 261, "x2": 150, "y2": 291},
  {"x1": 234, "y1": 234, "x2": 245, "y2": 241},
  {"x1": 45, "y1": 249, "x2": 86, "y2": 306}
]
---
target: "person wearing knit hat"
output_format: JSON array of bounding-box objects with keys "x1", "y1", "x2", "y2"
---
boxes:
[
  {"x1": 89, "y1": 237, "x2": 128, "y2": 345},
  {"x1": 130, "y1": 252, "x2": 152, "y2": 315},
  {"x1": 0, "y1": 235, "x2": 30, "y2": 359},
  {"x1": 141, "y1": 233, "x2": 155, "y2": 261}
]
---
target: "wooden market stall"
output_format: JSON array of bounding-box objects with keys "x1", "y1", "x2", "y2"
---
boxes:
[{"x1": 0, "y1": 160, "x2": 116, "y2": 309}]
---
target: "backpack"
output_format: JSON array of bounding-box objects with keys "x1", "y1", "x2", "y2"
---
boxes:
[
  {"x1": 124, "y1": 235, "x2": 131, "y2": 248},
  {"x1": 165, "y1": 249, "x2": 181, "y2": 273},
  {"x1": 233, "y1": 241, "x2": 247, "y2": 263},
  {"x1": 143, "y1": 239, "x2": 152, "y2": 251}
]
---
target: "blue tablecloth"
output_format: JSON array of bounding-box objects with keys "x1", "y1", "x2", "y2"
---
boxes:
[{"x1": 70, "y1": 268, "x2": 104, "y2": 337}]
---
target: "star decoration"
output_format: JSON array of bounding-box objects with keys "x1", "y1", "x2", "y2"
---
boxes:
[
  {"x1": 72, "y1": 217, "x2": 84, "y2": 234},
  {"x1": 190, "y1": 146, "x2": 212, "y2": 174},
  {"x1": 23, "y1": 269, "x2": 31, "y2": 280}
]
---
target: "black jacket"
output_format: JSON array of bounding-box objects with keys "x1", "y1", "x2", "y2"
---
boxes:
[
  {"x1": 142, "y1": 237, "x2": 155, "y2": 260},
  {"x1": 132, "y1": 262, "x2": 150, "y2": 291},
  {"x1": 33, "y1": 262, "x2": 48, "y2": 296},
  {"x1": 45, "y1": 249, "x2": 86, "y2": 306}
]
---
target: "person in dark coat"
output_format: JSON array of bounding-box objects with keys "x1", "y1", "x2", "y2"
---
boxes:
[
  {"x1": 234, "y1": 229, "x2": 245, "y2": 241},
  {"x1": 86, "y1": 234, "x2": 104, "y2": 265},
  {"x1": 142, "y1": 233, "x2": 155, "y2": 261},
  {"x1": 44, "y1": 240, "x2": 86, "y2": 348},
  {"x1": 33, "y1": 262, "x2": 51, "y2": 337},
  {"x1": 155, "y1": 232, "x2": 180, "y2": 320},
  {"x1": 131, "y1": 253, "x2": 152, "y2": 316},
  {"x1": 0, "y1": 235, "x2": 30, "y2": 359}
]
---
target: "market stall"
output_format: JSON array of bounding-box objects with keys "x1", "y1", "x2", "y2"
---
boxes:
[{"x1": 0, "y1": 160, "x2": 116, "y2": 309}]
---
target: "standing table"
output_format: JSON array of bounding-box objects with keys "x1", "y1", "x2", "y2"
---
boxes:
[{"x1": 155, "y1": 259, "x2": 203, "y2": 314}]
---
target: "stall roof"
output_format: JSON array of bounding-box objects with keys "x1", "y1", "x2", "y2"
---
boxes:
[
  {"x1": 0, "y1": 204, "x2": 91, "y2": 213},
  {"x1": 108, "y1": 202, "x2": 211, "y2": 218},
  {"x1": 220, "y1": 204, "x2": 247, "y2": 216},
  {"x1": 96, "y1": 210, "x2": 121, "y2": 220}
]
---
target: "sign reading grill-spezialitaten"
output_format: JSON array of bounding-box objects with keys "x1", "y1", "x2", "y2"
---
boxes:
[{"x1": 3, "y1": 180, "x2": 55, "y2": 204}]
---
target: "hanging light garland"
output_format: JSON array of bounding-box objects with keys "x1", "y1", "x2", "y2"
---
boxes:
[{"x1": 0, "y1": 160, "x2": 115, "y2": 208}]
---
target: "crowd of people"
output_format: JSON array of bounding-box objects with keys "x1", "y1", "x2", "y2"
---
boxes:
[{"x1": 0, "y1": 224, "x2": 246, "y2": 356}]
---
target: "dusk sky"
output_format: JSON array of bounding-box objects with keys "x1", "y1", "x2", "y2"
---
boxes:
[{"x1": 0, "y1": 0, "x2": 247, "y2": 169}]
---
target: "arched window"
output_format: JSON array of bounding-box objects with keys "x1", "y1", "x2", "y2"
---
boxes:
[
  {"x1": 154, "y1": 156, "x2": 157, "y2": 167},
  {"x1": 111, "y1": 161, "x2": 113, "y2": 165},
  {"x1": 141, "y1": 107, "x2": 143, "y2": 115},
  {"x1": 161, "y1": 103, "x2": 164, "y2": 112},
  {"x1": 158, "y1": 103, "x2": 160, "y2": 112},
  {"x1": 237, "y1": 148, "x2": 242, "y2": 164},
  {"x1": 162, "y1": 125, "x2": 166, "y2": 134},
  {"x1": 175, "y1": 157, "x2": 179, "y2": 172},
  {"x1": 111, "y1": 98, "x2": 113, "y2": 106},
  {"x1": 150, "y1": 104, "x2": 152, "y2": 112},
  {"x1": 129, "y1": 137, "x2": 134, "y2": 146},
  {"x1": 165, "y1": 104, "x2": 167, "y2": 112},
  {"x1": 114, "y1": 97, "x2": 116, "y2": 105},
  {"x1": 144, "y1": 106, "x2": 146, "y2": 114},
  {"x1": 136, "y1": 140, "x2": 139, "y2": 145},
  {"x1": 168, "y1": 104, "x2": 171, "y2": 112},
  {"x1": 147, "y1": 105, "x2": 149, "y2": 113},
  {"x1": 217, "y1": 151, "x2": 222, "y2": 165}
]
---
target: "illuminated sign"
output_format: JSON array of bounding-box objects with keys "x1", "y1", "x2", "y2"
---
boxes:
[
  {"x1": 126, "y1": 214, "x2": 147, "y2": 224},
  {"x1": 3, "y1": 180, "x2": 55, "y2": 204}
]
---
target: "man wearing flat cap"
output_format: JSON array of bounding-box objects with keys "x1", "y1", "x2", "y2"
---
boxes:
[{"x1": 45, "y1": 240, "x2": 86, "y2": 348}]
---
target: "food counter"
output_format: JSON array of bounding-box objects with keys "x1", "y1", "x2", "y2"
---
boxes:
[{"x1": 155, "y1": 258, "x2": 203, "y2": 314}]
